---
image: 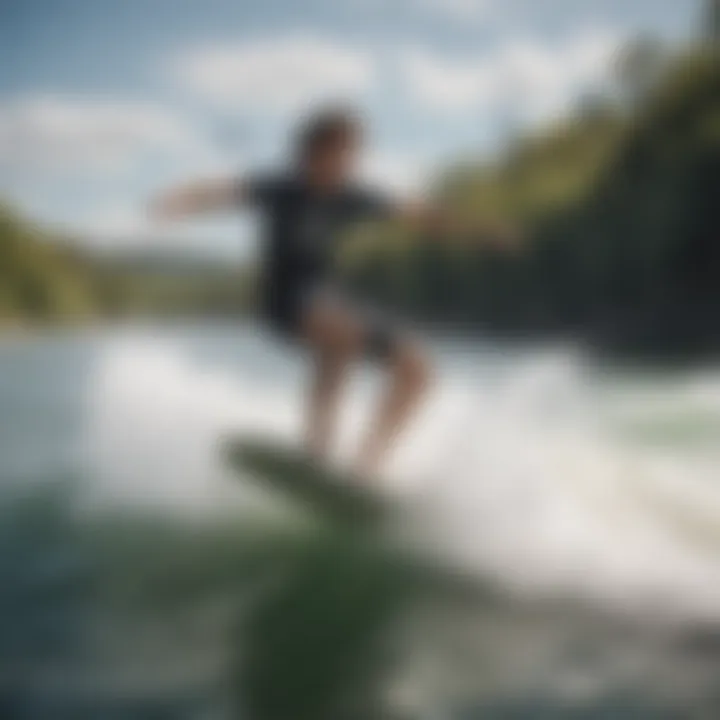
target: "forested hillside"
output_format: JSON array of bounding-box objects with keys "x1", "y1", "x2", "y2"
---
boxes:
[
  {"x1": 0, "y1": 204, "x2": 97, "y2": 323},
  {"x1": 343, "y1": 47, "x2": 720, "y2": 358},
  {"x1": 0, "y1": 204, "x2": 253, "y2": 324}
]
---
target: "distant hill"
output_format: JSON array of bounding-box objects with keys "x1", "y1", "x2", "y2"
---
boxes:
[
  {"x1": 0, "y1": 204, "x2": 97, "y2": 323},
  {"x1": 0, "y1": 206, "x2": 254, "y2": 324},
  {"x1": 91, "y1": 246, "x2": 242, "y2": 276}
]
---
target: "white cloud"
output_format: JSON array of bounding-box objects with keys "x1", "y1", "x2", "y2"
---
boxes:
[
  {"x1": 0, "y1": 96, "x2": 211, "y2": 175},
  {"x1": 401, "y1": 29, "x2": 621, "y2": 123},
  {"x1": 401, "y1": 50, "x2": 494, "y2": 113},
  {"x1": 174, "y1": 36, "x2": 375, "y2": 114},
  {"x1": 414, "y1": 0, "x2": 488, "y2": 24},
  {"x1": 359, "y1": 150, "x2": 432, "y2": 198},
  {"x1": 351, "y1": 0, "x2": 489, "y2": 25},
  {"x1": 72, "y1": 203, "x2": 246, "y2": 255},
  {"x1": 74, "y1": 206, "x2": 154, "y2": 248}
]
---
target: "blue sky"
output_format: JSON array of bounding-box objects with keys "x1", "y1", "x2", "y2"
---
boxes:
[{"x1": 0, "y1": 0, "x2": 703, "y2": 257}]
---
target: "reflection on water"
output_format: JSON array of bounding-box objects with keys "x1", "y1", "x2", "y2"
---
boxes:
[{"x1": 0, "y1": 324, "x2": 719, "y2": 718}]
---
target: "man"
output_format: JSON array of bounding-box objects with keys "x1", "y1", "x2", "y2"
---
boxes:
[{"x1": 150, "y1": 107, "x2": 514, "y2": 477}]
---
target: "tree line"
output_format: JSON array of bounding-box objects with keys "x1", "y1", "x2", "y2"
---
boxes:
[
  {"x1": 342, "y1": 45, "x2": 720, "y2": 359},
  {"x1": 0, "y1": 203, "x2": 254, "y2": 326}
]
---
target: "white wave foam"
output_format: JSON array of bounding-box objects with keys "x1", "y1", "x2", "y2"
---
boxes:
[{"x1": 83, "y1": 332, "x2": 720, "y2": 621}]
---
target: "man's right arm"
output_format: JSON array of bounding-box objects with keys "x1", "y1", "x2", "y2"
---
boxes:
[{"x1": 148, "y1": 177, "x2": 248, "y2": 221}]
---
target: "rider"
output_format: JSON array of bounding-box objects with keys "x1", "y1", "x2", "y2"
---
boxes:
[{"x1": 149, "y1": 106, "x2": 516, "y2": 476}]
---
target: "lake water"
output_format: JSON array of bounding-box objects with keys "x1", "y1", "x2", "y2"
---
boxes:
[{"x1": 1, "y1": 323, "x2": 719, "y2": 717}]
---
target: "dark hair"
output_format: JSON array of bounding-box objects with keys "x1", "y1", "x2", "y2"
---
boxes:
[{"x1": 295, "y1": 106, "x2": 362, "y2": 165}]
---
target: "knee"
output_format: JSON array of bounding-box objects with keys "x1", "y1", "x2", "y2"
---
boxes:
[
  {"x1": 310, "y1": 315, "x2": 364, "y2": 364},
  {"x1": 319, "y1": 335, "x2": 357, "y2": 375},
  {"x1": 329, "y1": 324, "x2": 364, "y2": 362},
  {"x1": 395, "y1": 344, "x2": 433, "y2": 392}
]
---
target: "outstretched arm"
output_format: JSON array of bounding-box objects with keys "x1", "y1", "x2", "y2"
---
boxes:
[
  {"x1": 148, "y1": 177, "x2": 244, "y2": 221},
  {"x1": 393, "y1": 200, "x2": 522, "y2": 252}
]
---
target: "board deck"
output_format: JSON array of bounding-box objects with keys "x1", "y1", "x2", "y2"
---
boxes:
[{"x1": 224, "y1": 437, "x2": 388, "y2": 527}]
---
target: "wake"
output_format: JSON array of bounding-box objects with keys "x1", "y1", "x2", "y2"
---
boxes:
[{"x1": 84, "y1": 333, "x2": 720, "y2": 623}]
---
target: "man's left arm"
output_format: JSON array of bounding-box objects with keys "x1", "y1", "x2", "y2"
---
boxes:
[{"x1": 392, "y1": 199, "x2": 523, "y2": 253}]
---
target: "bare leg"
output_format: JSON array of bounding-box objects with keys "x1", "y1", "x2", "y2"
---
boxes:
[
  {"x1": 301, "y1": 301, "x2": 363, "y2": 462},
  {"x1": 304, "y1": 349, "x2": 351, "y2": 461},
  {"x1": 356, "y1": 341, "x2": 432, "y2": 476}
]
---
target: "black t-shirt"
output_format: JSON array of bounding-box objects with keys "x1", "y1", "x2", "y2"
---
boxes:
[{"x1": 244, "y1": 173, "x2": 394, "y2": 307}]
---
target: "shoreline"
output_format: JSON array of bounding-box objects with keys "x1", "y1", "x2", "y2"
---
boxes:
[{"x1": 0, "y1": 317, "x2": 717, "y2": 371}]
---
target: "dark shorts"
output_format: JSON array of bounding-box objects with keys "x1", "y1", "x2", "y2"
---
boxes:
[{"x1": 262, "y1": 282, "x2": 403, "y2": 362}]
